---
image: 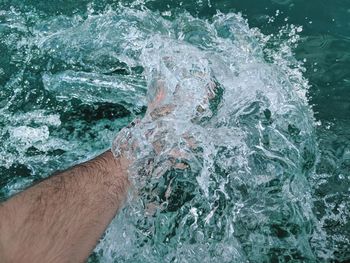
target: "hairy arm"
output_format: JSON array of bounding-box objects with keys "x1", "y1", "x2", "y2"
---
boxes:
[{"x1": 0, "y1": 150, "x2": 129, "y2": 263}]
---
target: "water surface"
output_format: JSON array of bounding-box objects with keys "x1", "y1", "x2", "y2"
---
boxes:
[{"x1": 0, "y1": 0, "x2": 349, "y2": 262}]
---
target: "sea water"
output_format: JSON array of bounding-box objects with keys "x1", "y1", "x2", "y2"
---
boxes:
[{"x1": 0, "y1": 0, "x2": 349, "y2": 262}]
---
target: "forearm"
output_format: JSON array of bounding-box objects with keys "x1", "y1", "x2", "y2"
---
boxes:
[{"x1": 0, "y1": 150, "x2": 129, "y2": 263}]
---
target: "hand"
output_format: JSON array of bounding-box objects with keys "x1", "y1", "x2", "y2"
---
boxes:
[{"x1": 111, "y1": 55, "x2": 220, "y2": 184}]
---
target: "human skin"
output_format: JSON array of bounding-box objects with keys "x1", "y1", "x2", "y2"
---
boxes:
[
  {"x1": 0, "y1": 62, "x2": 213, "y2": 262},
  {"x1": 0, "y1": 77, "x2": 171, "y2": 263},
  {"x1": 0, "y1": 150, "x2": 129, "y2": 263}
]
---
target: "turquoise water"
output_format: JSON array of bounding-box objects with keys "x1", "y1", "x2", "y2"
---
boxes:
[{"x1": 0, "y1": 0, "x2": 349, "y2": 262}]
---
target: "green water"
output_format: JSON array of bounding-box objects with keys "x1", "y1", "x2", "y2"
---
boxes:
[{"x1": 0, "y1": 0, "x2": 349, "y2": 262}]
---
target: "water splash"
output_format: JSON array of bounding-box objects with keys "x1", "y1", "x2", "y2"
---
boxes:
[
  {"x1": 103, "y1": 7, "x2": 319, "y2": 262},
  {"x1": 1, "y1": 3, "x2": 344, "y2": 262}
]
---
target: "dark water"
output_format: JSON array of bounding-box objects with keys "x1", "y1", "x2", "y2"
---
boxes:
[{"x1": 0, "y1": 0, "x2": 349, "y2": 262}]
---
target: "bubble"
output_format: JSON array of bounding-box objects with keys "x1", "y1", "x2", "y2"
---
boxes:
[{"x1": 0, "y1": 3, "x2": 336, "y2": 262}]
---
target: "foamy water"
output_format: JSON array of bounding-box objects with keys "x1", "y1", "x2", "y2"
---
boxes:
[
  {"x1": 104, "y1": 7, "x2": 318, "y2": 262},
  {"x1": 0, "y1": 2, "x2": 348, "y2": 262}
]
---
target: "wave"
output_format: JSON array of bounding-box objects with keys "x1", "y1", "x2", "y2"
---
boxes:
[
  {"x1": 99, "y1": 6, "x2": 318, "y2": 262},
  {"x1": 0, "y1": 4, "x2": 332, "y2": 262}
]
